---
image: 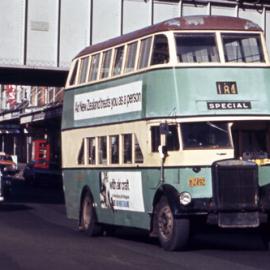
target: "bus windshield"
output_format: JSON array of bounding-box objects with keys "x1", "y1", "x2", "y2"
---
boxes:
[
  {"x1": 181, "y1": 122, "x2": 231, "y2": 149},
  {"x1": 175, "y1": 33, "x2": 219, "y2": 63},
  {"x1": 222, "y1": 33, "x2": 265, "y2": 63}
]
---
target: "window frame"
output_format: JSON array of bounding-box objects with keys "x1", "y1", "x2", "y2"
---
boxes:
[{"x1": 100, "y1": 49, "x2": 113, "y2": 79}]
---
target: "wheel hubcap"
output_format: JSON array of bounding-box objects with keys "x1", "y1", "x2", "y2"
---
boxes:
[
  {"x1": 158, "y1": 206, "x2": 173, "y2": 240},
  {"x1": 82, "y1": 197, "x2": 91, "y2": 229}
]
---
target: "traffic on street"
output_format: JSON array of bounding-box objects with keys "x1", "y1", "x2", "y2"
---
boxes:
[{"x1": 0, "y1": 180, "x2": 269, "y2": 270}]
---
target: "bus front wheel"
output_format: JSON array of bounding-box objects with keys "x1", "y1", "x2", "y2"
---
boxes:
[
  {"x1": 79, "y1": 191, "x2": 102, "y2": 236},
  {"x1": 156, "y1": 197, "x2": 190, "y2": 251}
]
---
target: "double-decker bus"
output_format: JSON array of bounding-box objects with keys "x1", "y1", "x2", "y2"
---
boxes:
[{"x1": 61, "y1": 15, "x2": 270, "y2": 251}]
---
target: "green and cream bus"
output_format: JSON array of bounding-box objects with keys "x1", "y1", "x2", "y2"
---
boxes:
[{"x1": 62, "y1": 15, "x2": 270, "y2": 250}]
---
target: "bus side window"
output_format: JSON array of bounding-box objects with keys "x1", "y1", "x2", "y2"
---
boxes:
[
  {"x1": 69, "y1": 60, "x2": 79, "y2": 86},
  {"x1": 112, "y1": 46, "x2": 124, "y2": 76},
  {"x1": 87, "y1": 137, "x2": 96, "y2": 165},
  {"x1": 77, "y1": 139, "x2": 85, "y2": 165},
  {"x1": 138, "y1": 37, "x2": 152, "y2": 69},
  {"x1": 100, "y1": 49, "x2": 112, "y2": 79},
  {"x1": 78, "y1": 56, "x2": 89, "y2": 84},
  {"x1": 134, "y1": 135, "x2": 144, "y2": 163},
  {"x1": 166, "y1": 125, "x2": 180, "y2": 151},
  {"x1": 123, "y1": 134, "x2": 133, "y2": 164},
  {"x1": 124, "y1": 41, "x2": 138, "y2": 73},
  {"x1": 88, "y1": 53, "x2": 100, "y2": 81},
  {"x1": 151, "y1": 126, "x2": 160, "y2": 152},
  {"x1": 98, "y1": 136, "x2": 107, "y2": 165},
  {"x1": 151, "y1": 34, "x2": 169, "y2": 65},
  {"x1": 110, "y1": 135, "x2": 119, "y2": 164},
  {"x1": 151, "y1": 125, "x2": 179, "y2": 152}
]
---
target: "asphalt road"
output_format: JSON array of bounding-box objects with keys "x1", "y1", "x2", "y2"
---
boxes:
[{"x1": 0, "y1": 181, "x2": 270, "y2": 270}]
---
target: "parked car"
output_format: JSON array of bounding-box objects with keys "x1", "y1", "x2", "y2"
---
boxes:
[
  {"x1": 23, "y1": 160, "x2": 62, "y2": 187},
  {"x1": 0, "y1": 152, "x2": 18, "y2": 175},
  {"x1": 0, "y1": 152, "x2": 18, "y2": 198}
]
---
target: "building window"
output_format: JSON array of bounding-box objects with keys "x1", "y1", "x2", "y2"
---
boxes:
[
  {"x1": 112, "y1": 46, "x2": 124, "y2": 76},
  {"x1": 138, "y1": 37, "x2": 152, "y2": 69},
  {"x1": 124, "y1": 41, "x2": 138, "y2": 73}
]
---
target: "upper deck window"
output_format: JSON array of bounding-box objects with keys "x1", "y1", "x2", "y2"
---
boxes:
[
  {"x1": 78, "y1": 57, "x2": 89, "y2": 84},
  {"x1": 112, "y1": 46, "x2": 124, "y2": 76},
  {"x1": 222, "y1": 33, "x2": 265, "y2": 63},
  {"x1": 100, "y1": 50, "x2": 112, "y2": 79},
  {"x1": 125, "y1": 41, "x2": 138, "y2": 73},
  {"x1": 138, "y1": 37, "x2": 152, "y2": 69},
  {"x1": 175, "y1": 33, "x2": 219, "y2": 63},
  {"x1": 151, "y1": 34, "x2": 169, "y2": 65},
  {"x1": 68, "y1": 60, "x2": 79, "y2": 86},
  {"x1": 181, "y1": 122, "x2": 231, "y2": 149},
  {"x1": 88, "y1": 53, "x2": 100, "y2": 81}
]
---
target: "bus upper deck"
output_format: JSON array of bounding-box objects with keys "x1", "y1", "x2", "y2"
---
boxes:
[{"x1": 63, "y1": 15, "x2": 270, "y2": 131}]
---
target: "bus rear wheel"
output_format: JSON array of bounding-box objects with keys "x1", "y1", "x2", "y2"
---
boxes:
[
  {"x1": 79, "y1": 191, "x2": 102, "y2": 236},
  {"x1": 156, "y1": 197, "x2": 190, "y2": 251}
]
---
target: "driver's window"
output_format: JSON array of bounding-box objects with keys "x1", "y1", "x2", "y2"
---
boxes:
[{"x1": 151, "y1": 125, "x2": 179, "y2": 152}]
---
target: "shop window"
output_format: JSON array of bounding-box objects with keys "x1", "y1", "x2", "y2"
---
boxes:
[
  {"x1": 88, "y1": 137, "x2": 96, "y2": 165},
  {"x1": 110, "y1": 135, "x2": 119, "y2": 164},
  {"x1": 123, "y1": 134, "x2": 133, "y2": 164},
  {"x1": 98, "y1": 136, "x2": 107, "y2": 165}
]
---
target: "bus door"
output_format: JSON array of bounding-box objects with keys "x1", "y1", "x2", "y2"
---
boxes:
[{"x1": 32, "y1": 139, "x2": 50, "y2": 169}]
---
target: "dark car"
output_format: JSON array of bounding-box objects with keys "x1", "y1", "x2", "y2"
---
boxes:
[{"x1": 23, "y1": 160, "x2": 62, "y2": 187}]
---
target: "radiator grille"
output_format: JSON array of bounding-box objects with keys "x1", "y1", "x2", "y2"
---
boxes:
[{"x1": 213, "y1": 160, "x2": 258, "y2": 211}]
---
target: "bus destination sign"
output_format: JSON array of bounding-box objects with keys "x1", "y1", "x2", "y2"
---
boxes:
[
  {"x1": 207, "y1": 101, "x2": 252, "y2": 110},
  {"x1": 216, "y1": 81, "x2": 238, "y2": 95}
]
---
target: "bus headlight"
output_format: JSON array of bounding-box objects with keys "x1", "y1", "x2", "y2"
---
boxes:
[{"x1": 179, "y1": 192, "x2": 192, "y2": 206}]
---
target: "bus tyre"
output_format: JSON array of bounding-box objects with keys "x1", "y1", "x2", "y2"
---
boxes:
[
  {"x1": 157, "y1": 197, "x2": 189, "y2": 251},
  {"x1": 80, "y1": 192, "x2": 102, "y2": 236}
]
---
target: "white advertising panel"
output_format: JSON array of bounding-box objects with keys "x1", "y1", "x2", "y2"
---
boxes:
[
  {"x1": 100, "y1": 171, "x2": 145, "y2": 212},
  {"x1": 74, "y1": 81, "x2": 142, "y2": 120}
]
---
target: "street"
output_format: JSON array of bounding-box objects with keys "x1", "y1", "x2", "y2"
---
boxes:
[{"x1": 0, "y1": 181, "x2": 269, "y2": 270}]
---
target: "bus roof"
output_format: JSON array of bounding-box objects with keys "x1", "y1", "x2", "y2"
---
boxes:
[{"x1": 76, "y1": 15, "x2": 262, "y2": 58}]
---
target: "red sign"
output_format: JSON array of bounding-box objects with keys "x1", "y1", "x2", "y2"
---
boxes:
[{"x1": 5, "y1": 85, "x2": 16, "y2": 108}]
